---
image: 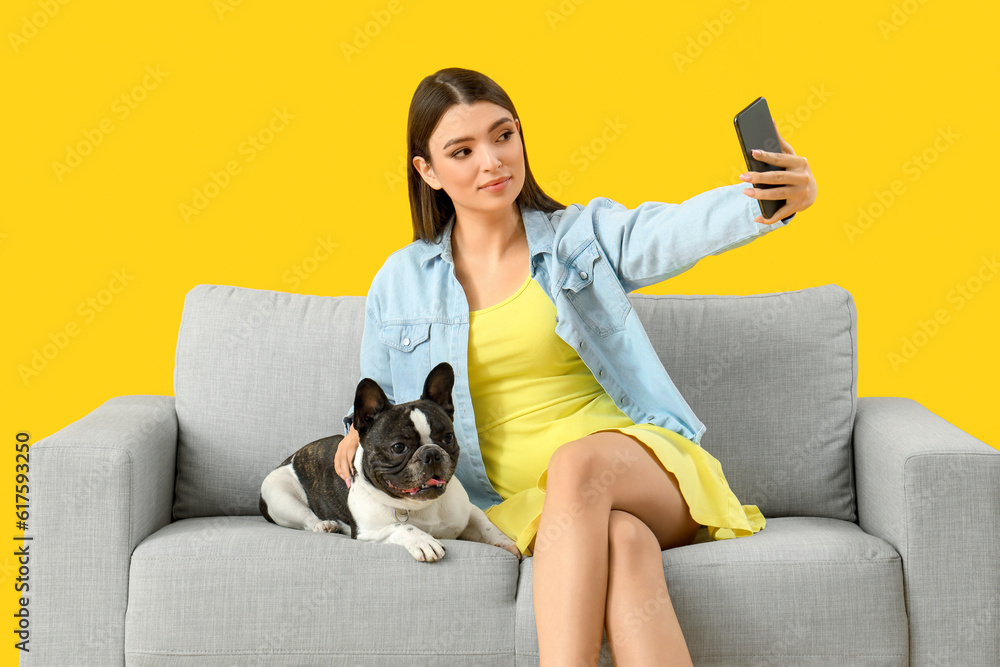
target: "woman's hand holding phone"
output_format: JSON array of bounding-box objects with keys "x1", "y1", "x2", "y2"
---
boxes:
[{"x1": 740, "y1": 119, "x2": 818, "y2": 224}]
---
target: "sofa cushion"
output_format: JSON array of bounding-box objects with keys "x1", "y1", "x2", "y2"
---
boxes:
[
  {"x1": 632, "y1": 284, "x2": 858, "y2": 521},
  {"x1": 173, "y1": 283, "x2": 857, "y2": 521},
  {"x1": 173, "y1": 285, "x2": 366, "y2": 519},
  {"x1": 515, "y1": 517, "x2": 906, "y2": 666},
  {"x1": 125, "y1": 517, "x2": 520, "y2": 665}
]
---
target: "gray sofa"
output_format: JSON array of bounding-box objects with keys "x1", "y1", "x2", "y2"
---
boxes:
[{"x1": 25, "y1": 283, "x2": 999, "y2": 666}]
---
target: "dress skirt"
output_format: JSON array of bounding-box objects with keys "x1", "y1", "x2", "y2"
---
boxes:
[{"x1": 483, "y1": 423, "x2": 766, "y2": 557}]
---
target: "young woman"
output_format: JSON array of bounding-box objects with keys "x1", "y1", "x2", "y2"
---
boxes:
[{"x1": 335, "y1": 67, "x2": 817, "y2": 665}]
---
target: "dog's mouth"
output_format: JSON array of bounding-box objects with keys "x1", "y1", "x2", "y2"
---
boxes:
[{"x1": 386, "y1": 477, "x2": 448, "y2": 496}]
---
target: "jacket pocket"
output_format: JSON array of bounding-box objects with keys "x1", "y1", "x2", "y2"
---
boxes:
[
  {"x1": 561, "y1": 241, "x2": 630, "y2": 337},
  {"x1": 379, "y1": 323, "x2": 432, "y2": 400},
  {"x1": 379, "y1": 323, "x2": 431, "y2": 352}
]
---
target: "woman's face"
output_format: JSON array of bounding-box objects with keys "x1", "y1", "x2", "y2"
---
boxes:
[{"x1": 413, "y1": 101, "x2": 524, "y2": 222}]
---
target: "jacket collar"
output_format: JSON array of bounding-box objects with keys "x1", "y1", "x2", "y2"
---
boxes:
[{"x1": 417, "y1": 204, "x2": 555, "y2": 267}]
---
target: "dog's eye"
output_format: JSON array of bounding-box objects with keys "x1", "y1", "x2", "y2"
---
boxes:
[
  {"x1": 391, "y1": 443, "x2": 406, "y2": 454},
  {"x1": 443, "y1": 432, "x2": 454, "y2": 444}
]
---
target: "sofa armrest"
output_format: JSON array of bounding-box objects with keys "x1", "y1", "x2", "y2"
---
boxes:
[
  {"x1": 854, "y1": 396, "x2": 999, "y2": 666},
  {"x1": 24, "y1": 395, "x2": 177, "y2": 667}
]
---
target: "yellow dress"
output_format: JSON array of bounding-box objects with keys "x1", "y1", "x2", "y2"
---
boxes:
[{"x1": 472, "y1": 276, "x2": 765, "y2": 557}]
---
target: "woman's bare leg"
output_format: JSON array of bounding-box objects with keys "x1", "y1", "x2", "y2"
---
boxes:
[
  {"x1": 605, "y1": 509, "x2": 694, "y2": 666},
  {"x1": 532, "y1": 432, "x2": 701, "y2": 666}
]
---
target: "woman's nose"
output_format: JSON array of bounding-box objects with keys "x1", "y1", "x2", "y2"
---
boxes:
[{"x1": 481, "y1": 149, "x2": 502, "y2": 171}]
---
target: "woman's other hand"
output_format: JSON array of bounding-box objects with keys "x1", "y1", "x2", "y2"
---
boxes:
[
  {"x1": 335, "y1": 425, "x2": 360, "y2": 488},
  {"x1": 739, "y1": 119, "x2": 817, "y2": 224}
]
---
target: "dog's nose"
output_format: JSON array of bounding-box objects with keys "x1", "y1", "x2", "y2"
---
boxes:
[{"x1": 419, "y1": 447, "x2": 443, "y2": 466}]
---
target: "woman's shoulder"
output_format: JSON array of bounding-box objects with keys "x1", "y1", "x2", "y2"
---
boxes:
[{"x1": 367, "y1": 238, "x2": 439, "y2": 295}]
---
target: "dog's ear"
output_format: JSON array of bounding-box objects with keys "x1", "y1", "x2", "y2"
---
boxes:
[
  {"x1": 353, "y1": 378, "x2": 390, "y2": 435},
  {"x1": 421, "y1": 362, "x2": 455, "y2": 420}
]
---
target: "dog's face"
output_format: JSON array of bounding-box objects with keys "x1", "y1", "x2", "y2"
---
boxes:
[{"x1": 352, "y1": 362, "x2": 459, "y2": 502}]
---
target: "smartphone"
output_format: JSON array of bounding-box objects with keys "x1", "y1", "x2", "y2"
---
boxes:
[{"x1": 734, "y1": 97, "x2": 786, "y2": 222}]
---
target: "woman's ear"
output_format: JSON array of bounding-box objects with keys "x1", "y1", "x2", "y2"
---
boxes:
[{"x1": 412, "y1": 155, "x2": 441, "y2": 191}]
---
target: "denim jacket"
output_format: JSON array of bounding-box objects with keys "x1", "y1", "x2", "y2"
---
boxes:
[{"x1": 343, "y1": 182, "x2": 792, "y2": 511}]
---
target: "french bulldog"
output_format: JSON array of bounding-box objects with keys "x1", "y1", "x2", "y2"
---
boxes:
[{"x1": 259, "y1": 362, "x2": 521, "y2": 562}]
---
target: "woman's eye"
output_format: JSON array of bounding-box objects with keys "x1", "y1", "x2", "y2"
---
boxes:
[
  {"x1": 450, "y1": 132, "x2": 512, "y2": 158},
  {"x1": 391, "y1": 443, "x2": 406, "y2": 454}
]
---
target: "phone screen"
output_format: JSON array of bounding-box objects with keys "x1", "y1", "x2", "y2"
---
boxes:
[{"x1": 734, "y1": 97, "x2": 786, "y2": 220}]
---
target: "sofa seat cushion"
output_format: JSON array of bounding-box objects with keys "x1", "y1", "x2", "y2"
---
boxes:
[
  {"x1": 515, "y1": 517, "x2": 907, "y2": 666},
  {"x1": 125, "y1": 517, "x2": 520, "y2": 666}
]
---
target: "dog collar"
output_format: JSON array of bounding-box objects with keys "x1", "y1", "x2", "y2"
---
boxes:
[{"x1": 394, "y1": 507, "x2": 410, "y2": 523}]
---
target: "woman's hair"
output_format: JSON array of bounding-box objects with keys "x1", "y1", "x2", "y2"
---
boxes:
[{"x1": 407, "y1": 67, "x2": 566, "y2": 243}]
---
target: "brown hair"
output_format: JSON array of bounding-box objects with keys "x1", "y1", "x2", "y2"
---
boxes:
[{"x1": 406, "y1": 67, "x2": 566, "y2": 243}]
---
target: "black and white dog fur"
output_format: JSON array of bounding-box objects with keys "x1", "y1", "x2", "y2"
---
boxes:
[{"x1": 259, "y1": 362, "x2": 521, "y2": 562}]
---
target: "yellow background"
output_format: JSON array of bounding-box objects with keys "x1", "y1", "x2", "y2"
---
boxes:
[{"x1": 2, "y1": 1, "x2": 998, "y2": 662}]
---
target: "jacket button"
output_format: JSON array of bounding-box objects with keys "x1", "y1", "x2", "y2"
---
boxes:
[
  {"x1": 599, "y1": 370, "x2": 605, "y2": 377},
  {"x1": 620, "y1": 397, "x2": 626, "y2": 405},
  {"x1": 403, "y1": 338, "x2": 410, "y2": 346},
  {"x1": 579, "y1": 341, "x2": 585, "y2": 349},
  {"x1": 579, "y1": 271, "x2": 589, "y2": 280}
]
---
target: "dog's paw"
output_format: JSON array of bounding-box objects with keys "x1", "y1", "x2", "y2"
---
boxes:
[
  {"x1": 496, "y1": 540, "x2": 522, "y2": 560},
  {"x1": 311, "y1": 520, "x2": 341, "y2": 533},
  {"x1": 401, "y1": 530, "x2": 446, "y2": 562}
]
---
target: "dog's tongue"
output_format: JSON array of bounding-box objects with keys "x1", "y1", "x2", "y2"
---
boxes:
[{"x1": 402, "y1": 478, "x2": 446, "y2": 494}]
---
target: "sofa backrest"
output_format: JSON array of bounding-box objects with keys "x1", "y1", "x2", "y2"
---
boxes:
[{"x1": 172, "y1": 284, "x2": 857, "y2": 523}]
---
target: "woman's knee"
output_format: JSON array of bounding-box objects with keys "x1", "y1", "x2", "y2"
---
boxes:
[
  {"x1": 608, "y1": 510, "x2": 662, "y2": 561},
  {"x1": 546, "y1": 438, "x2": 602, "y2": 492}
]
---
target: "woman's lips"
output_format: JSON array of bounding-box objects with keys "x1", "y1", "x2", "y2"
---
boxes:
[{"x1": 481, "y1": 176, "x2": 511, "y2": 192}]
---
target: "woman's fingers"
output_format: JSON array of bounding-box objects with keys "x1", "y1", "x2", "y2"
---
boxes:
[
  {"x1": 750, "y1": 147, "x2": 803, "y2": 168},
  {"x1": 740, "y1": 169, "x2": 808, "y2": 186},
  {"x1": 755, "y1": 202, "x2": 796, "y2": 225},
  {"x1": 743, "y1": 185, "x2": 794, "y2": 200},
  {"x1": 335, "y1": 435, "x2": 356, "y2": 487},
  {"x1": 740, "y1": 117, "x2": 816, "y2": 220},
  {"x1": 772, "y1": 118, "x2": 797, "y2": 156}
]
